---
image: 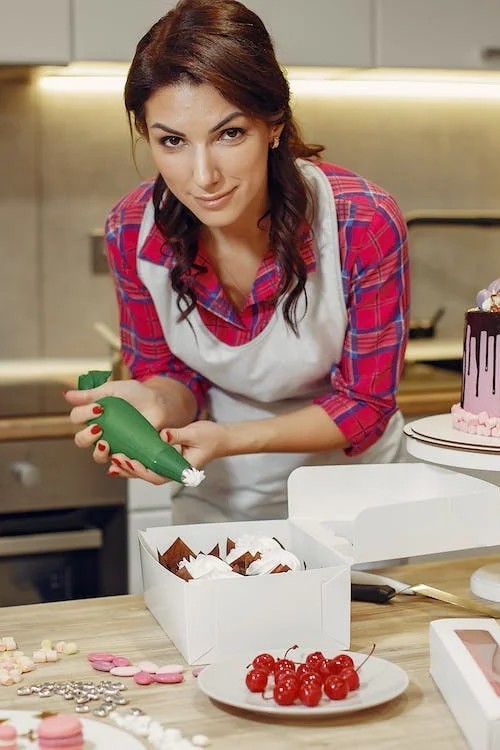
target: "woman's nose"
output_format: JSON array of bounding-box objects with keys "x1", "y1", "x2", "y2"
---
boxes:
[{"x1": 192, "y1": 146, "x2": 221, "y2": 189}]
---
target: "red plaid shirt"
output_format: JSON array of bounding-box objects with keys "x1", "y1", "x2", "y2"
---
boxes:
[{"x1": 106, "y1": 161, "x2": 409, "y2": 455}]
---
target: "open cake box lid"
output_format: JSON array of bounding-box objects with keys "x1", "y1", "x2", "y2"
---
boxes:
[{"x1": 287, "y1": 463, "x2": 500, "y2": 565}]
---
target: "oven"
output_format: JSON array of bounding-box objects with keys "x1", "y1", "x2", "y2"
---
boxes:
[{"x1": 0, "y1": 380, "x2": 128, "y2": 606}]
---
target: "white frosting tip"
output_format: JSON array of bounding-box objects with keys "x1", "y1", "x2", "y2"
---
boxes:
[{"x1": 181, "y1": 467, "x2": 206, "y2": 487}]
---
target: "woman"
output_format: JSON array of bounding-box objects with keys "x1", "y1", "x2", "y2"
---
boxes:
[{"x1": 65, "y1": 0, "x2": 410, "y2": 523}]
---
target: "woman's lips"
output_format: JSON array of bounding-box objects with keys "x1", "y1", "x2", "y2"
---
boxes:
[{"x1": 194, "y1": 187, "x2": 236, "y2": 210}]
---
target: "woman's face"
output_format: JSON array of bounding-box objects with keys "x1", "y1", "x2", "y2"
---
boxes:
[{"x1": 144, "y1": 82, "x2": 280, "y2": 231}]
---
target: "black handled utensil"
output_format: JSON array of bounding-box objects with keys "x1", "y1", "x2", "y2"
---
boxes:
[{"x1": 351, "y1": 583, "x2": 396, "y2": 604}]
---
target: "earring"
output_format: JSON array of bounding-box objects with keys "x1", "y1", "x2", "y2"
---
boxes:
[{"x1": 271, "y1": 135, "x2": 280, "y2": 150}]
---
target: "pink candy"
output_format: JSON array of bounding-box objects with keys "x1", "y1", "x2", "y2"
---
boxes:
[
  {"x1": 110, "y1": 665, "x2": 141, "y2": 677},
  {"x1": 134, "y1": 671, "x2": 155, "y2": 686},
  {"x1": 87, "y1": 652, "x2": 115, "y2": 662},
  {"x1": 86, "y1": 651, "x2": 186, "y2": 685},
  {"x1": 154, "y1": 672, "x2": 184, "y2": 684}
]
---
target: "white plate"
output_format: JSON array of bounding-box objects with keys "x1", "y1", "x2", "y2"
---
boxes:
[
  {"x1": 0, "y1": 710, "x2": 146, "y2": 749},
  {"x1": 197, "y1": 649, "x2": 409, "y2": 717},
  {"x1": 405, "y1": 414, "x2": 500, "y2": 451}
]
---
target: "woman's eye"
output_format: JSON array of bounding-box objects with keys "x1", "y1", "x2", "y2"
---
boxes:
[
  {"x1": 161, "y1": 135, "x2": 183, "y2": 148},
  {"x1": 220, "y1": 127, "x2": 245, "y2": 141}
]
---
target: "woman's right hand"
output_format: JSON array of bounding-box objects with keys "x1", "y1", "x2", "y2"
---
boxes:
[{"x1": 63, "y1": 379, "x2": 169, "y2": 467}]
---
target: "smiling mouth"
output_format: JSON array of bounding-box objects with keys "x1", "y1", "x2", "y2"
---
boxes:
[{"x1": 194, "y1": 188, "x2": 236, "y2": 204}]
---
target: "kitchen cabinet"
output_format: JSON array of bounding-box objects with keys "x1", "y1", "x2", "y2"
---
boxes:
[
  {"x1": 0, "y1": 0, "x2": 70, "y2": 64},
  {"x1": 244, "y1": 0, "x2": 373, "y2": 67},
  {"x1": 71, "y1": 1, "x2": 177, "y2": 62},
  {"x1": 376, "y1": 0, "x2": 500, "y2": 70},
  {"x1": 71, "y1": 0, "x2": 373, "y2": 67}
]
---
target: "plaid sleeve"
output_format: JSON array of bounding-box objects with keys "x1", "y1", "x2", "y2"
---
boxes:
[
  {"x1": 313, "y1": 192, "x2": 410, "y2": 455},
  {"x1": 105, "y1": 194, "x2": 211, "y2": 415}
]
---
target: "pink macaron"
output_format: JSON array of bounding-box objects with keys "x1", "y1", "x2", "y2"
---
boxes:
[
  {"x1": 0, "y1": 724, "x2": 17, "y2": 750},
  {"x1": 37, "y1": 714, "x2": 83, "y2": 750}
]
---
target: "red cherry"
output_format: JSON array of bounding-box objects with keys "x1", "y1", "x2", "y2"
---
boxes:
[
  {"x1": 296, "y1": 663, "x2": 318, "y2": 681},
  {"x1": 299, "y1": 681, "x2": 322, "y2": 707},
  {"x1": 245, "y1": 668, "x2": 268, "y2": 693},
  {"x1": 305, "y1": 651, "x2": 325, "y2": 669},
  {"x1": 333, "y1": 653, "x2": 355, "y2": 670},
  {"x1": 324, "y1": 675, "x2": 349, "y2": 700},
  {"x1": 339, "y1": 667, "x2": 360, "y2": 691},
  {"x1": 273, "y1": 680, "x2": 298, "y2": 706},
  {"x1": 318, "y1": 658, "x2": 334, "y2": 677},
  {"x1": 274, "y1": 658, "x2": 296, "y2": 675},
  {"x1": 252, "y1": 653, "x2": 275, "y2": 673},
  {"x1": 299, "y1": 672, "x2": 324, "y2": 688},
  {"x1": 275, "y1": 670, "x2": 297, "y2": 686}
]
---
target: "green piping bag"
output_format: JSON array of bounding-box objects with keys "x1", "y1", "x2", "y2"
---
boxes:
[{"x1": 78, "y1": 370, "x2": 205, "y2": 487}]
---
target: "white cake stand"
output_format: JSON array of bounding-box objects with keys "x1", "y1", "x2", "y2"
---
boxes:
[{"x1": 405, "y1": 414, "x2": 500, "y2": 603}]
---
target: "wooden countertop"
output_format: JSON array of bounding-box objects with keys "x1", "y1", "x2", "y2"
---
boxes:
[{"x1": 0, "y1": 555, "x2": 496, "y2": 749}]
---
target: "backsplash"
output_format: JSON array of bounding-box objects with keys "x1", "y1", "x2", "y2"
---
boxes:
[{"x1": 2, "y1": 76, "x2": 500, "y2": 359}]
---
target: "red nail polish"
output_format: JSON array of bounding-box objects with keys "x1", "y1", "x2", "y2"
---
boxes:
[
  {"x1": 90, "y1": 424, "x2": 101, "y2": 435},
  {"x1": 97, "y1": 442, "x2": 106, "y2": 452},
  {"x1": 125, "y1": 461, "x2": 134, "y2": 471},
  {"x1": 108, "y1": 470, "x2": 119, "y2": 477},
  {"x1": 111, "y1": 457, "x2": 122, "y2": 468},
  {"x1": 164, "y1": 430, "x2": 172, "y2": 442},
  {"x1": 92, "y1": 405, "x2": 103, "y2": 415}
]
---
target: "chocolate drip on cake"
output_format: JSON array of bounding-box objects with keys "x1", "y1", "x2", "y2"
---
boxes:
[{"x1": 461, "y1": 310, "x2": 500, "y2": 409}]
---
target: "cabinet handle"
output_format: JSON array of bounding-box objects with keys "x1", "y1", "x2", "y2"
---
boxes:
[
  {"x1": 481, "y1": 47, "x2": 500, "y2": 62},
  {"x1": 0, "y1": 529, "x2": 102, "y2": 557}
]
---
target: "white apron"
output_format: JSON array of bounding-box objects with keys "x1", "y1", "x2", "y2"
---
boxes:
[{"x1": 136, "y1": 160, "x2": 404, "y2": 522}]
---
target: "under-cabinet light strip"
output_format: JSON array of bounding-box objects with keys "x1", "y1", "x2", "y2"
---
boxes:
[{"x1": 38, "y1": 74, "x2": 500, "y2": 99}]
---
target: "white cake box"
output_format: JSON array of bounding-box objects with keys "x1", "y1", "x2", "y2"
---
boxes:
[
  {"x1": 430, "y1": 618, "x2": 500, "y2": 750},
  {"x1": 139, "y1": 463, "x2": 500, "y2": 665}
]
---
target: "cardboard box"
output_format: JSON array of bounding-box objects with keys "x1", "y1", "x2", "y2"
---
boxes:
[
  {"x1": 139, "y1": 463, "x2": 500, "y2": 665},
  {"x1": 430, "y1": 618, "x2": 500, "y2": 750}
]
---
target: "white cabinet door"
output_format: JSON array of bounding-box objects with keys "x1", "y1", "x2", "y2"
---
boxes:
[
  {"x1": 72, "y1": 0, "x2": 176, "y2": 62},
  {"x1": 246, "y1": 0, "x2": 374, "y2": 67},
  {"x1": 0, "y1": 0, "x2": 70, "y2": 64},
  {"x1": 376, "y1": 0, "x2": 500, "y2": 70}
]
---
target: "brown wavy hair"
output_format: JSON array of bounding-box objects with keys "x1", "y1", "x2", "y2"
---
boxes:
[{"x1": 124, "y1": 0, "x2": 324, "y2": 334}]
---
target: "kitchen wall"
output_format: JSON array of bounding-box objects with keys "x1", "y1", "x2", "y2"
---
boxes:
[{"x1": 2, "y1": 73, "x2": 500, "y2": 359}]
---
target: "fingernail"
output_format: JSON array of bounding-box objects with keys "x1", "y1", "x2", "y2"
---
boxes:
[
  {"x1": 90, "y1": 424, "x2": 101, "y2": 435},
  {"x1": 164, "y1": 430, "x2": 172, "y2": 442},
  {"x1": 97, "y1": 442, "x2": 106, "y2": 452},
  {"x1": 125, "y1": 461, "x2": 134, "y2": 471},
  {"x1": 108, "y1": 471, "x2": 119, "y2": 477},
  {"x1": 92, "y1": 405, "x2": 104, "y2": 415},
  {"x1": 111, "y1": 458, "x2": 122, "y2": 468}
]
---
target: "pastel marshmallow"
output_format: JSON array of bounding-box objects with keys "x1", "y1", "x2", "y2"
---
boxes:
[
  {"x1": 63, "y1": 642, "x2": 79, "y2": 655},
  {"x1": 111, "y1": 656, "x2": 132, "y2": 667}
]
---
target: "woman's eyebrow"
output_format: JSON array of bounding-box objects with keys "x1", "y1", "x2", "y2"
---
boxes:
[{"x1": 150, "y1": 111, "x2": 245, "y2": 137}]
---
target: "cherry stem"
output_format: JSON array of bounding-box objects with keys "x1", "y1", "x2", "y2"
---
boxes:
[
  {"x1": 283, "y1": 644, "x2": 299, "y2": 660},
  {"x1": 356, "y1": 643, "x2": 376, "y2": 673}
]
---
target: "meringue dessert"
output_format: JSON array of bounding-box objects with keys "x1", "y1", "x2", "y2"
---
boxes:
[{"x1": 157, "y1": 534, "x2": 303, "y2": 581}]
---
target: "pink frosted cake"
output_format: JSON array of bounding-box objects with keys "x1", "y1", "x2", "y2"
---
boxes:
[{"x1": 451, "y1": 278, "x2": 500, "y2": 437}]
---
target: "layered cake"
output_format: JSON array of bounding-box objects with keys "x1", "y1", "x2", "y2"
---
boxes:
[{"x1": 451, "y1": 278, "x2": 500, "y2": 437}]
